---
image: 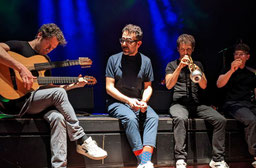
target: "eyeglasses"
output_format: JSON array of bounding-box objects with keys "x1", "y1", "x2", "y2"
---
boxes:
[
  {"x1": 234, "y1": 53, "x2": 247, "y2": 57},
  {"x1": 119, "y1": 38, "x2": 139, "y2": 45}
]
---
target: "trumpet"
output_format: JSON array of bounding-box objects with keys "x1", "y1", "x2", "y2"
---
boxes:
[{"x1": 181, "y1": 55, "x2": 202, "y2": 83}]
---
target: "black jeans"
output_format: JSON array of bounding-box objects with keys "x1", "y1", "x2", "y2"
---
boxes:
[
  {"x1": 223, "y1": 100, "x2": 256, "y2": 157},
  {"x1": 169, "y1": 103, "x2": 227, "y2": 162}
]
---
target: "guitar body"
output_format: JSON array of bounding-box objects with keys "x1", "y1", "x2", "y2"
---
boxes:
[
  {"x1": 0, "y1": 65, "x2": 40, "y2": 100},
  {"x1": 0, "y1": 51, "x2": 95, "y2": 100},
  {"x1": 0, "y1": 52, "x2": 48, "y2": 99},
  {"x1": 7, "y1": 51, "x2": 48, "y2": 76}
]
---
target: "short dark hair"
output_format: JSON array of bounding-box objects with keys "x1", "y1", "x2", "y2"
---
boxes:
[
  {"x1": 122, "y1": 24, "x2": 143, "y2": 41},
  {"x1": 177, "y1": 34, "x2": 195, "y2": 49},
  {"x1": 37, "y1": 23, "x2": 67, "y2": 46},
  {"x1": 234, "y1": 43, "x2": 250, "y2": 54}
]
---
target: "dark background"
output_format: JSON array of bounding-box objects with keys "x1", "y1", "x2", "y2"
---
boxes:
[{"x1": 0, "y1": 0, "x2": 255, "y2": 112}]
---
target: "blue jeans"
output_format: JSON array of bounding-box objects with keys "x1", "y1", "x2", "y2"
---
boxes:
[
  {"x1": 108, "y1": 102, "x2": 159, "y2": 151},
  {"x1": 223, "y1": 100, "x2": 256, "y2": 157}
]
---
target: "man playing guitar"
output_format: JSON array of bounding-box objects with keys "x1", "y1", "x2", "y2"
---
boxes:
[{"x1": 0, "y1": 23, "x2": 107, "y2": 168}]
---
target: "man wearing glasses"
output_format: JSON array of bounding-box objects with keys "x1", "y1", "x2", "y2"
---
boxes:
[
  {"x1": 217, "y1": 43, "x2": 256, "y2": 168},
  {"x1": 105, "y1": 24, "x2": 159, "y2": 168}
]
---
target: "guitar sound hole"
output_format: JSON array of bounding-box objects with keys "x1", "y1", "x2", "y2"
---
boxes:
[{"x1": 31, "y1": 70, "x2": 39, "y2": 77}]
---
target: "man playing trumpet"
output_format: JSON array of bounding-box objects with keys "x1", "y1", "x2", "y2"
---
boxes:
[{"x1": 165, "y1": 34, "x2": 229, "y2": 168}]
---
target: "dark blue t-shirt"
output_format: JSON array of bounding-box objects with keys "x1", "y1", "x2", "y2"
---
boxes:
[{"x1": 105, "y1": 52, "x2": 154, "y2": 102}]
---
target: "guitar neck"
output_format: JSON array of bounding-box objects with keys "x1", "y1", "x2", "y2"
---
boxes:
[
  {"x1": 34, "y1": 60, "x2": 80, "y2": 71},
  {"x1": 37, "y1": 76, "x2": 79, "y2": 85}
]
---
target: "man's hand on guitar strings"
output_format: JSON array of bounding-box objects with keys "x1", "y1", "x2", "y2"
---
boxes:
[
  {"x1": 19, "y1": 65, "x2": 35, "y2": 90},
  {"x1": 74, "y1": 74, "x2": 88, "y2": 88}
]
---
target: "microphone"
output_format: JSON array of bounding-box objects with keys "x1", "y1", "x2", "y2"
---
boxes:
[{"x1": 217, "y1": 48, "x2": 228, "y2": 54}]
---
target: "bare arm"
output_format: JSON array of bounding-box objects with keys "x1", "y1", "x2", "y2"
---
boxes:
[
  {"x1": 165, "y1": 63, "x2": 184, "y2": 90},
  {"x1": 141, "y1": 82, "x2": 153, "y2": 102},
  {"x1": 216, "y1": 59, "x2": 241, "y2": 88},
  {"x1": 216, "y1": 70, "x2": 234, "y2": 88},
  {"x1": 198, "y1": 72, "x2": 207, "y2": 89},
  {"x1": 0, "y1": 43, "x2": 22, "y2": 70},
  {"x1": 139, "y1": 82, "x2": 153, "y2": 113},
  {"x1": 0, "y1": 43, "x2": 34, "y2": 90}
]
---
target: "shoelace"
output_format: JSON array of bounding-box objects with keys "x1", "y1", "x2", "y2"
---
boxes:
[
  {"x1": 176, "y1": 162, "x2": 186, "y2": 166},
  {"x1": 213, "y1": 161, "x2": 229, "y2": 168},
  {"x1": 84, "y1": 140, "x2": 100, "y2": 152}
]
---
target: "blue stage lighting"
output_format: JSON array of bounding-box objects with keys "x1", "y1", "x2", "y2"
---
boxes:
[
  {"x1": 76, "y1": 0, "x2": 96, "y2": 59},
  {"x1": 38, "y1": 0, "x2": 97, "y2": 77},
  {"x1": 147, "y1": 0, "x2": 181, "y2": 75},
  {"x1": 39, "y1": 0, "x2": 54, "y2": 24},
  {"x1": 162, "y1": 0, "x2": 177, "y2": 25}
]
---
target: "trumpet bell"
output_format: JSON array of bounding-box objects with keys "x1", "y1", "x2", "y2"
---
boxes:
[{"x1": 190, "y1": 69, "x2": 202, "y2": 83}]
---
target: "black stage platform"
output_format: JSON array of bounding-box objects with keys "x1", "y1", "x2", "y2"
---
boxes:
[
  {"x1": 0, "y1": 88, "x2": 253, "y2": 168},
  {"x1": 0, "y1": 115, "x2": 252, "y2": 168}
]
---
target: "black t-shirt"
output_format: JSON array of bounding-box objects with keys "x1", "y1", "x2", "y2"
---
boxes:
[
  {"x1": 1, "y1": 40, "x2": 50, "y2": 113},
  {"x1": 6, "y1": 41, "x2": 39, "y2": 57},
  {"x1": 165, "y1": 59, "x2": 204, "y2": 104},
  {"x1": 221, "y1": 67, "x2": 256, "y2": 102},
  {"x1": 120, "y1": 53, "x2": 142, "y2": 98}
]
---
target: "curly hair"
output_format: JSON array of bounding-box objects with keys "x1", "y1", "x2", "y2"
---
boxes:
[
  {"x1": 37, "y1": 23, "x2": 67, "y2": 46},
  {"x1": 177, "y1": 34, "x2": 195, "y2": 49},
  {"x1": 122, "y1": 24, "x2": 143, "y2": 41},
  {"x1": 234, "y1": 43, "x2": 250, "y2": 54}
]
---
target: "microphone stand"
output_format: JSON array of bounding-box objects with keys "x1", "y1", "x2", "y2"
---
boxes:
[{"x1": 217, "y1": 48, "x2": 228, "y2": 69}]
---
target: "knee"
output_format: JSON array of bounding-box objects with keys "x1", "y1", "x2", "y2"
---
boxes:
[
  {"x1": 123, "y1": 116, "x2": 138, "y2": 128},
  {"x1": 174, "y1": 115, "x2": 188, "y2": 124},
  {"x1": 52, "y1": 113, "x2": 65, "y2": 122},
  {"x1": 126, "y1": 116, "x2": 137, "y2": 124},
  {"x1": 215, "y1": 115, "x2": 227, "y2": 126},
  {"x1": 145, "y1": 114, "x2": 159, "y2": 128},
  {"x1": 53, "y1": 88, "x2": 68, "y2": 100},
  {"x1": 153, "y1": 114, "x2": 159, "y2": 121},
  {"x1": 247, "y1": 118, "x2": 256, "y2": 127},
  {"x1": 148, "y1": 111, "x2": 159, "y2": 121},
  {"x1": 47, "y1": 112, "x2": 66, "y2": 128}
]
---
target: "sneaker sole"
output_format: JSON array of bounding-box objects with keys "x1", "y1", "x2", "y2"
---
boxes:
[{"x1": 76, "y1": 145, "x2": 107, "y2": 160}]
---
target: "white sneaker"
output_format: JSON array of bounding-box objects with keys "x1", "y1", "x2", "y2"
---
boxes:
[
  {"x1": 137, "y1": 161, "x2": 154, "y2": 168},
  {"x1": 209, "y1": 160, "x2": 229, "y2": 168},
  {"x1": 252, "y1": 160, "x2": 256, "y2": 168},
  {"x1": 176, "y1": 159, "x2": 187, "y2": 168},
  {"x1": 76, "y1": 137, "x2": 108, "y2": 160}
]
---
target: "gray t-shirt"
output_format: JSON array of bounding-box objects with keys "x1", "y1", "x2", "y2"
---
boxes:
[{"x1": 165, "y1": 59, "x2": 204, "y2": 104}]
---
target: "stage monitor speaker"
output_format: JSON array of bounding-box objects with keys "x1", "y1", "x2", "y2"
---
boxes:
[{"x1": 67, "y1": 87, "x2": 94, "y2": 114}]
